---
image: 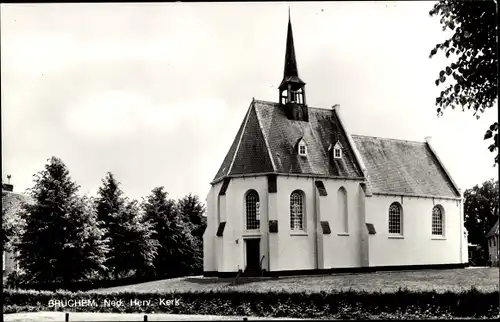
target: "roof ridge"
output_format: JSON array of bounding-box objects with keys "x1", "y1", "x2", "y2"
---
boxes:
[
  {"x1": 227, "y1": 102, "x2": 254, "y2": 176},
  {"x1": 254, "y1": 101, "x2": 277, "y2": 172},
  {"x1": 352, "y1": 134, "x2": 426, "y2": 144},
  {"x1": 252, "y1": 98, "x2": 332, "y2": 111}
]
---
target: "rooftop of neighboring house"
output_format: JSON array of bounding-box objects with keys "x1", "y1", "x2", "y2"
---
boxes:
[
  {"x1": 486, "y1": 219, "x2": 499, "y2": 239},
  {"x1": 2, "y1": 184, "x2": 33, "y2": 218}
]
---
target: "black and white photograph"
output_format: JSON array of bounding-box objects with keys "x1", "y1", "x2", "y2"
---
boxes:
[{"x1": 2, "y1": 1, "x2": 499, "y2": 321}]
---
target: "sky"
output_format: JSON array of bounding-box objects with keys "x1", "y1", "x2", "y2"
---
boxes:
[{"x1": 1, "y1": 1, "x2": 498, "y2": 202}]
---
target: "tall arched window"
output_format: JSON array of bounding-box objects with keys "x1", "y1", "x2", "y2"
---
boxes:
[
  {"x1": 290, "y1": 190, "x2": 304, "y2": 230},
  {"x1": 432, "y1": 205, "x2": 444, "y2": 236},
  {"x1": 388, "y1": 202, "x2": 403, "y2": 235},
  {"x1": 338, "y1": 187, "x2": 348, "y2": 233},
  {"x1": 245, "y1": 190, "x2": 260, "y2": 230}
]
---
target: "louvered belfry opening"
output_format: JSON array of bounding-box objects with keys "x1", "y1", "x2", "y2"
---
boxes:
[{"x1": 279, "y1": 9, "x2": 308, "y2": 122}]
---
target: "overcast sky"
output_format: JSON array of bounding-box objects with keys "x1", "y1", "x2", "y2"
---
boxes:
[{"x1": 1, "y1": 1, "x2": 498, "y2": 202}]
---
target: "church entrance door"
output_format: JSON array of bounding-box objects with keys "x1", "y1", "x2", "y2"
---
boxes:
[{"x1": 245, "y1": 238, "x2": 261, "y2": 276}]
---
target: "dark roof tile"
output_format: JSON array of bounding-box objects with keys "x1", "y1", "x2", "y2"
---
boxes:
[
  {"x1": 212, "y1": 100, "x2": 364, "y2": 183},
  {"x1": 212, "y1": 100, "x2": 460, "y2": 200},
  {"x1": 351, "y1": 135, "x2": 460, "y2": 198}
]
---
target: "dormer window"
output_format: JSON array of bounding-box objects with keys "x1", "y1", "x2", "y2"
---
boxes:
[
  {"x1": 298, "y1": 139, "x2": 307, "y2": 156},
  {"x1": 299, "y1": 144, "x2": 307, "y2": 156},
  {"x1": 332, "y1": 141, "x2": 343, "y2": 159},
  {"x1": 334, "y1": 147, "x2": 342, "y2": 159}
]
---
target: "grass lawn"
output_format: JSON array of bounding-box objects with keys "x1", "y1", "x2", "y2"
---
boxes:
[{"x1": 93, "y1": 267, "x2": 499, "y2": 294}]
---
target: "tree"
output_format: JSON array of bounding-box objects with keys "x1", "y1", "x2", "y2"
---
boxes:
[
  {"x1": 17, "y1": 157, "x2": 109, "y2": 284},
  {"x1": 120, "y1": 199, "x2": 159, "y2": 277},
  {"x1": 177, "y1": 194, "x2": 206, "y2": 273},
  {"x1": 464, "y1": 178, "x2": 499, "y2": 261},
  {"x1": 177, "y1": 193, "x2": 206, "y2": 241},
  {"x1": 142, "y1": 187, "x2": 198, "y2": 278},
  {"x1": 429, "y1": 0, "x2": 498, "y2": 165},
  {"x1": 95, "y1": 172, "x2": 157, "y2": 279}
]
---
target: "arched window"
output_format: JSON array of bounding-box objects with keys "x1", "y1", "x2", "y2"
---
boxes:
[
  {"x1": 245, "y1": 190, "x2": 260, "y2": 230},
  {"x1": 290, "y1": 190, "x2": 304, "y2": 230},
  {"x1": 432, "y1": 205, "x2": 444, "y2": 236},
  {"x1": 338, "y1": 187, "x2": 348, "y2": 233},
  {"x1": 388, "y1": 202, "x2": 403, "y2": 235}
]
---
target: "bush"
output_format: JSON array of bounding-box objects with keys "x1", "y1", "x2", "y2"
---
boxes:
[
  {"x1": 5, "y1": 271, "x2": 28, "y2": 289},
  {"x1": 3, "y1": 287, "x2": 499, "y2": 318}
]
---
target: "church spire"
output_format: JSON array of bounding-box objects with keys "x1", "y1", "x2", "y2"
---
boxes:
[
  {"x1": 283, "y1": 7, "x2": 300, "y2": 79},
  {"x1": 279, "y1": 9, "x2": 307, "y2": 121}
]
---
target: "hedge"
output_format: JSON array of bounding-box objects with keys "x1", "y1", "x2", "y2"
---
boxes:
[{"x1": 3, "y1": 287, "x2": 499, "y2": 319}]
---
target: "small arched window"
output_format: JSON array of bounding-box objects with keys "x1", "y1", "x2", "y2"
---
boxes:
[
  {"x1": 388, "y1": 202, "x2": 403, "y2": 235},
  {"x1": 432, "y1": 205, "x2": 444, "y2": 236},
  {"x1": 290, "y1": 190, "x2": 304, "y2": 230},
  {"x1": 337, "y1": 187, "x2": 348, "y2": 233},
  {"x1": 245, "y1": 190, "x2": 260, "y2": 230}
]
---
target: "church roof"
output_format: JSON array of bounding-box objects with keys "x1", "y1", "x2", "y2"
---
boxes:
[
  {"x1": 486, "y1": 219, "x2": 499, "y2": 238},
  {"x1": 212, "y1": 99, "x2": 364, "y2": 182},
  {"x1": 351, "y1": 135, "x2": 461, "y2": 198},
  {"x1": 212, "y1": 100, "x2": 461, "y2": 199}
]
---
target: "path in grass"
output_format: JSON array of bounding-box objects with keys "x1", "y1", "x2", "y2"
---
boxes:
[
  {"x1": 3, "y1": 312, "x2": 306, "y2": 321},
  {"x1": 94, "y1": 268, "x2": 499, "y2": 294}
]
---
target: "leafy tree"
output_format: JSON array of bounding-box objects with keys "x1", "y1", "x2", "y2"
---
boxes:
[
  {"x1": 429, "y1": 0, "x2": 498, "y2": 164},
  {"x1": 464, "y1": 178, "x2": 499, "y2": 261},
  {"x1": 96, "y1": 172, "x2": 158, "y2": 279},
  {"x1": 17, "y1": 157, "x2": 109, "y2": 284},
  {"x1": 177, "y1": 194, "x2": 206, "y2": 273},
  {"x1": 120, "y1": 199, "x2": 159, "y2": 277},
  {"x1": 143, "y1": 187, "x2": 198, "y2": 278},
  {"x1": 177, "y1": 193, "x2": 206, "y2": 241},
  {"x1": 2, "y1": 206, "x2": 9, "y2": 251}
]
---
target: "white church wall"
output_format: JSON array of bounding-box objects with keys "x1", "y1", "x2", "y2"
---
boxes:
[
  {"x1": 271, "y1": 176, "x2": 365, "y2": 271},
  {"x1": 366, "y1": 195, "x2": 462, "y2": 267},
  {"x1": 224, "y1": 176, "x2": 269, "y2": 272},
  {"x1": 273, "y1": 176, "x2": 316, "y2": 271},
  {"x1": 460, "y1": 198, "x2": 468, "y2": 264},
  {"x1": 320, "y1": 179, "x2": 364, "y2": 269}
]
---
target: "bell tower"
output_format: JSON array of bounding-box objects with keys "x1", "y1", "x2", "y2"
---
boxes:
[{"x1": 279, "y1": 9, "x2": 308, "y2": 122}]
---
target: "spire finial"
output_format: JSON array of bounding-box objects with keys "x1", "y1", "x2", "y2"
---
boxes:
[{"x1": 288, "y1": 6, "x2": 291, "y2": 21}]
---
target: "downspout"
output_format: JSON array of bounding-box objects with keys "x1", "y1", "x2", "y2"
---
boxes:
[
  {"x1": 313, "y1": 177, "x2": 319, "y2": 270},
  {"x1": 459, "y1": 196, "x2": 464, "y2": 264}
]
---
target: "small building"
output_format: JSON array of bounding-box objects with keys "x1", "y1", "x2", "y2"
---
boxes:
[
  {"x1": 202, "y1": 12, "x2": 467, "y2": 277},
  {"x1": 486, "y1": 219, "x2": 499, "y2": 266},
  {"x1": 467, "y1": 243, "x2": 482, "y2": 266}
]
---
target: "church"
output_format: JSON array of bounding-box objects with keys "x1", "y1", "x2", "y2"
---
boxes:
[{"x1": 203, "y1": 13, "x2": 468, "y2": 277}]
